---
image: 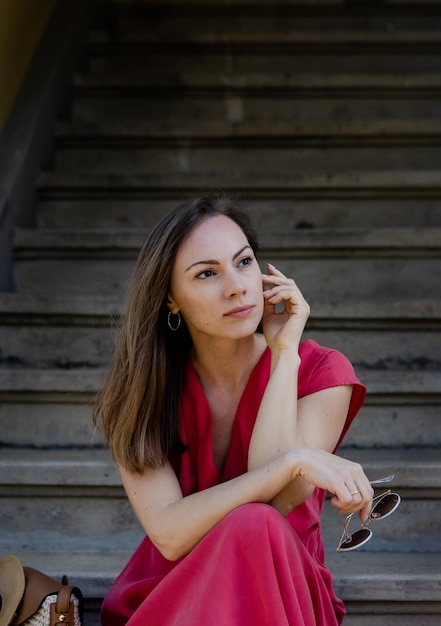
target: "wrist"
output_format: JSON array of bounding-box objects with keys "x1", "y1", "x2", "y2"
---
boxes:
[
  {"x1": 285, "y1": 448, "x2": 304, "y2": 482},
  {"x1": 270, "y1": 347, "x2": 301, "y2": 372}
]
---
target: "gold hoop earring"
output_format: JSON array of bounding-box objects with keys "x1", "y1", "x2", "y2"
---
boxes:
[{"x1": 167, "y1": 311, "x2": 181, "y2": 331}]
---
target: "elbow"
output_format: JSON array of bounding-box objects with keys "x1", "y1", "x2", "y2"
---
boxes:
[
  {"x1": 269, "y1": 478, "x2": 316, "y2": 516},
  {"x1": 160, "y1": 545, "x2": 185, "y2": 562},
  {"x1": 150, "y1": 530, "x2": 190, "y2": 562}
]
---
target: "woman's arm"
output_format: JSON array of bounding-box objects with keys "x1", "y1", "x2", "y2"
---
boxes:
[
  {"x1": 249, "y1": 351, "x2": 354, "y2": 514},
  {"x1": 263, "y1": 384, "x2": 354, "y2": 515},
  {"x1": 248, "y1": 264, "x2": 365, "y2": 514},
  {"x1": 119, "y1": 446, "x2": 372, "y2": 562},
  {"x1": 248, "y1": 264, "x2": 310, "y2": 473}
]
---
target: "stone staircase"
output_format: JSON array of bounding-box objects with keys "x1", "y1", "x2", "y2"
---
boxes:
[{"x1": 1, "y1": 0, "x2": 441, "y2": 623}]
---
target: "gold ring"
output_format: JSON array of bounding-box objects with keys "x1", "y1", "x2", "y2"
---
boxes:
[{"x1": 350, "y1": 490, "x2": 360, "y2": 496}]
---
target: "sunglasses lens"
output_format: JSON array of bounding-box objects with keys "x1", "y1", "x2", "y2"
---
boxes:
[
  {"x1": 370, "y1": 493, "x2": 401, "y2": 520},
  {"x1": 338, "y1": 527, "x2": 372, "y2": 552}
]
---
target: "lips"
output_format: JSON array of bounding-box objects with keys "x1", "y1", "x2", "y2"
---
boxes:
[{"x1": 224, "y1": 305, "x2": 255, "y2": 317}]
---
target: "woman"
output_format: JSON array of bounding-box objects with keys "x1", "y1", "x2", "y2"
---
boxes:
[{"x1": 94, "y1": 195, "x2": 372, "y2": 625}]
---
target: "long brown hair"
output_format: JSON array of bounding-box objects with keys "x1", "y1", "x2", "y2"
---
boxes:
[{"x1": 93, "y1": 194, "x2": 260, "y2": 473}]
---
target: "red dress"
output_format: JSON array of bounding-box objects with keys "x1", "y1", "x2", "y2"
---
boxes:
[{"x1": 101, "y1": 340, "x2": 366, "y2": 626}]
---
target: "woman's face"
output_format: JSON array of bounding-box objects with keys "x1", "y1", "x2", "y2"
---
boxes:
[{"x1": 168, "y1": 215, "x2": 264, "y2": 344}]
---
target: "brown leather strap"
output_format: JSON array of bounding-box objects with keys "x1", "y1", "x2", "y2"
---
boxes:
[
  {"x1": 51, "y1": 586, "x2": 83, "y2": 626},
  {"x1": 55, "y1": 585, "x2": 74, "y2": 614}
]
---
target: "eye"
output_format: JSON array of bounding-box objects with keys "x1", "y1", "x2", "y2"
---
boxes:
[
  {"x1": 238, "y1": 256, "x2": 253, "y2": 268},
  {"x1": 195, "y1": 268, "x2": 216, "y2": 279}
]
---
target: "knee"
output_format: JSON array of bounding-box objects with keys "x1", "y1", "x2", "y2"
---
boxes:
[
  {"x1": 220, "y1": 503, "x2": 284, "y2": 542},
  {"x1": 228, "y1": 502, "x2": 277, "y2": 524}
]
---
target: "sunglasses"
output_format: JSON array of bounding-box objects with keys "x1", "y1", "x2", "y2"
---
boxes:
[{"x1": 336, "y1": 474, "x2": 401, "y2": 552}]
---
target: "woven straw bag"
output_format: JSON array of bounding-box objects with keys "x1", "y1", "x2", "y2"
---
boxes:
[{"x1": 0, "y1": 556, "x2": 83, "y2": 626}]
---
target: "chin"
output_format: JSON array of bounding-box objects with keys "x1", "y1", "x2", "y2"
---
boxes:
[{"x1": 229, "y1": 321, "x2": 261, "y2": 340}]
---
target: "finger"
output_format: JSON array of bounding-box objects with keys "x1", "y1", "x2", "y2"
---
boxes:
[
  {"x1": 262, "y1": 294, "x2": 276, "y2": 316},
  {"x1": 267, "y1": 262, "x2": 287, "y2": 278},
  {"x1": 330, "y1": 493, "x2": 367, "y2": 516},
  {"x1": 333, "y1": 484, "x2": 373, "y2": 516},
  {"x1": 264, "y1": 266, "x2": 302, "y2": 292},
  {"x1": 262, "y1": 280, "x2": 301, "y2": 298},
  {"x1": 264, "y1": 287, "x2": 298, "y2": 305},
  {"x1": 264, "y1": 287, "x2": 309, "y2": 315},
  {"x1": 359, "y1": 502, "x2": 373, "y2": 524},
  {"x1": 262, "y1": 277, "x2": 295, "y2": 293},
  {"x1": 357, "y1": 484, "x2": 374, "y2": 521},
  {"x1": 330, "y1": 474, "x2": 372, "y2": 511}
]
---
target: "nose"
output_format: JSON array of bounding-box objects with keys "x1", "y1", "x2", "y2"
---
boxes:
[{"x1": 224, "y1": 269, "x2": 246, "y2": 298}]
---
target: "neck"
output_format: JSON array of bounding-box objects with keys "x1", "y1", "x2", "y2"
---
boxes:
[{"x1": 191, "y1": 334, "x2": 266, "y2": 390}]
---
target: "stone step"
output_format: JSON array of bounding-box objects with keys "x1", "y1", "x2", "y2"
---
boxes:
[
  {"x1": 95, "y1": 5, "x2": 441, "y2": 39},
  {"x1": 52, "y1": 140, "x2": 441, "y2": 175},
  {"x1": 2, "y1": 550, "x2": 439, "y2": 626},
  {"x1": 1, "y1": 293, "x2": 440, "y2": 370},
  {"x1": 73, "y1": 71, "x2": 441, "y2": 91},
  {"x1": 13, "y1": 228, "x2": 441, "y2": 298},
  {"x1": 0, "y1": 367, "x2": 440, "y2": 449},
  {"x1": 61, "y1": 115, "x2": 441, "y2": 142},
  {"x1": 344, "y1": 368, "x2": 441, "y2": 450},
  {"x1": 0, "y1": 449, "x2": 142, "y2": 555},
  {"x1": 0, "y1": 550, "x2": 441, "y2": 626},
  {"x1": 0, "y1": 368, "x2": 105, "y2": 448},
  {"x1": 35, "y1": 181, "x2": 441, "y2": 232},
  {"x1": 37, "y1": 162, "x2": 441, "y2": 194},
  {"x1": 91, "y1": 31, "x2": 441, "y2": 46},
  {"x1": 330, "y1": 552, "x2": 441, "y2": 626},
  {"x1": 83, "y1": 38, "x2": 441, "y2": 77},
  {"x1": 37, "y1": 167, "x2": 441, "y2": 195},
  {"x1": 0, "y1": 293, "x2": 120, "y2": 369},
  {"x1": 14, "y1": 227, "x2": 441, "y2": 256},
  {"x1": 110, "y1": 0, "x2": 441, "y2": 5},
  {"x1": 0, "y1": 449, "x2": 439, "y2": 556},
  {"x1": 37, "y1": 193, "x2": 441, "y2": 230}
]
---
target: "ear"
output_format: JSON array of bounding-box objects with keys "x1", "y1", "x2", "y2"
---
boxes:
[{"x1": 166, "y1": 294, "x2": 179, "y2": 314}]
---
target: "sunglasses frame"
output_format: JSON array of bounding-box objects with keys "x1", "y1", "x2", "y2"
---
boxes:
[{"x1": 336, "y1": 476, "x2": 401, "y2": 553}]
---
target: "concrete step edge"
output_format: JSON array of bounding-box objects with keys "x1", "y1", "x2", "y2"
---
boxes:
[
  {"x1": 106, "y1": 0, "x2": 441, "y2": 6},
  {"x1": 0, "y1": 293, "x2": 122, "y2": 317},
  {"x1": 327, "y1": 552, "x2": 441, "y2": 603},
  {"x1": 0, "y1": 448, "x2": 119, "y2": 487},
  {"x1": 73, "y1": 71, "x2": 441, "y2": 91},
  {"x1": 87, "y1": 30, "x2": 441, "y2": 45},
  {"x1": 14, "y1": 226, "x2": 441, "y2": 252},
  {"x1": 0, "y1": 448, "x2": 440, "y2": 488},
  {"x1": 37, "y1": 169, "x2": 441, "y2": 192},
  {"x1": 1, "y1": 367, "x2": 440, "y2": 394},
  {"x1": 1, "y1": 551, "x2": 440, "y2": 601},
  {"x1": 0, "y1": 367, "x2": 105, "y2": 392},
  {"x1": 54, "y1": 124, "x2": 441, "y2": 144}
]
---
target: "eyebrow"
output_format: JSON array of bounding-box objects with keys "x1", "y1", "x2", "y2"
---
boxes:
[{"x1": 184, "y1": 245, "x2": 252, "y2": 273}]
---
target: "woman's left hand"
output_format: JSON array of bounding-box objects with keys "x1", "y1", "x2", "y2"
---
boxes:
[{"x1": 262, "y1": 263, "x2": 310, "y2": 352}]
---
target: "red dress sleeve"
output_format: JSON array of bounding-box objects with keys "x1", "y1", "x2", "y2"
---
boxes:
[{"x1": 298, "y1": 339, "x2": 366, "y2": 451}]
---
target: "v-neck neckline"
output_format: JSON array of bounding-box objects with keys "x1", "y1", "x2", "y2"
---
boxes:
[{"x1": 189, "y1": 347, "x2": 270, "y2": 477}]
